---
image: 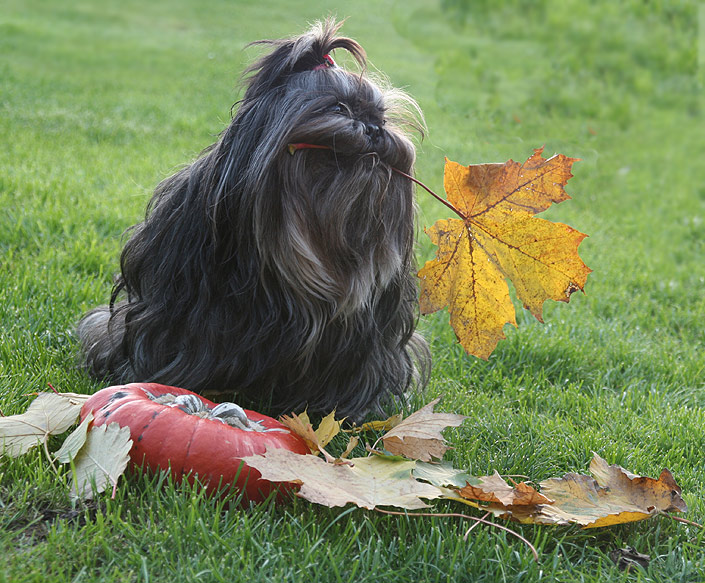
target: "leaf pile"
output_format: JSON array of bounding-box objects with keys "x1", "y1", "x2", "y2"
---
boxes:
[
  {"x1": 0, "y1": 391, "x2": 692, "y2": 546},
  {"x1": 244, "y1": 400, "x2": 687, "y2": 529}
]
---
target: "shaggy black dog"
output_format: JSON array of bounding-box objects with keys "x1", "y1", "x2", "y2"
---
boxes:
[{"x1": 78, "y1": 19, "x2": 430, "y2": 416}]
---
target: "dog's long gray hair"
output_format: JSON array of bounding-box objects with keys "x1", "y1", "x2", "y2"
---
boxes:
[{"x1": 78, "y1": 19, "x2": 430, "y2": 416}]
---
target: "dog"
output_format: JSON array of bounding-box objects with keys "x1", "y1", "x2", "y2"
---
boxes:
[{"x1": 77, "y1": 19, "x2": 430, "y2": 417}]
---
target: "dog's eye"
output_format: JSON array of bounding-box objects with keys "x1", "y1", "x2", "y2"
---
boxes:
[{"x1": 328, "y1": 103, "x2": 345, "y2": 114}]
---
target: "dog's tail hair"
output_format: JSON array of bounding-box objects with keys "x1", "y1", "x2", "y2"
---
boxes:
[{"x1": 76, "y1": 305, "x2": 131, "y2": 383}]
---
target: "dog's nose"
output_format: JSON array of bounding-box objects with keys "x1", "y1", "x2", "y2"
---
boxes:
[{"x1": 365, "y1": 122, "x2": 382, "y2": 141}]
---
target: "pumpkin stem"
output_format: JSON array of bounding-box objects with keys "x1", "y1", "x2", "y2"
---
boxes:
[{"x1": 144, "y1": 389, "x2": 285, "y2": 432}]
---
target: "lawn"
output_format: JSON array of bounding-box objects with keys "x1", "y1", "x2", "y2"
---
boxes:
[{"x1": 1, "y1": 0, "x2": 704, "y2": 581}]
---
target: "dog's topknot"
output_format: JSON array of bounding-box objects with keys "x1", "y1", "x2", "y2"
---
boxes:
[{"x1": 244, "y1": 19, "x2": 366, "y2": 93}]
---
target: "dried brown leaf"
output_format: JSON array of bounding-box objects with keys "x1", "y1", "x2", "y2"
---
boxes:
[
  {"x1": 458, "y1": 472, "x2": 552, "y2": 506},
  {"x1": 314, "y1": 410, "x2": 343, "y2": 448},
  {"x1": 279, "y1": 411, "x2": 319, "y2": 454},
  {"x1": 382, "y1": 399, "x2": 466, "y2": 462},
  {"x1": 536, "y1": 453, "x2": 687, "y2": 528}
]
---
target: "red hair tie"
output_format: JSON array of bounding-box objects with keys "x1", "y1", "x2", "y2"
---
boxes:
[
  {"x1": 313, "y1": 54, "x2": 336, "y2": 71},
  {"x1": 287, "y1": 143, "x2": 332, "y2": 155}
]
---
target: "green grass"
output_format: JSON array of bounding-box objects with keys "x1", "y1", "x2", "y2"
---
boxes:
[{"x1": 2, "y1": 0, "x2": 704, "y2": 581}]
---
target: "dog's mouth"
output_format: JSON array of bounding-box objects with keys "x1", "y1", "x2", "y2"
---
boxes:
[
  {"x1": 287, "y1": 141, "x2": 392, "y2": 165},
  {"x1": 286, "y1": 124, "x2": 413, "y2": 172}
]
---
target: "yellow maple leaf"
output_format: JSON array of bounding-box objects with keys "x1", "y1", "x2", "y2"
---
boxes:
[
  {"x1": 418, "y1": 148, "x2": 592, "y2": 359},
  {"x1": 279, "y1": 410, "x2": 345, "y2": 461},
  {"x1": 314, "y1": 410, "x2": 343, "y2": 448}
]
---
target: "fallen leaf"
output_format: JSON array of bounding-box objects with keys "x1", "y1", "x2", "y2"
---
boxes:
[
  {"x1": 349, "y1": 455, "x2": 418, "y2": 480},
  {"x1": 0, "y1": 392, "x2": 86, "y2": 457},
  {"x1": 340, "y1": 435, "x2": 359, "y2": 459},
  {"x1": 314, "y1": 410, "x2": 343, "y2": 448},
  {"x1": 418, "y1": 148, "x2": 591, "y2": 358},
  {"x1": 458, "y1": 471, "x2": 552, "y2": 506},
  {"x1": 536, "y1": 453, "x2": 687, "y2": 528},
  {"x1": 242, "y1": 449, "x2": 444, "y2": 510},
  {"x1": 69, "y1": 423, "x2": 132, "y2": 499},
  {"x1": 279, "y1": 411, "x2": 319, "y2": 454},
  {"x1": 609, "y1": 547, "x2": 651, "y2": 571},
  {"x1": 382, "y1": 398, "x2": 466, "y2": 462},
  {"x1": 349, "y1": 414, "x2": 403, "y2": 434},
  {"x1": 413, "y1": 460, "x2": 479, "y2": 489},
  {"x1": 54, "y1": 412, "x2": 94, "y2": 463}
]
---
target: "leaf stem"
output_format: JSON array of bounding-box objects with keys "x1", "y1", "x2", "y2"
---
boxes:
[
  {"x1": 43, "y1": 436, "x2": 59, "y2": 475},
  {"x1": 390, "y1": 167, "x2": 463, "y2": 219},
  {"x1": 464, "y1": 511, "x2": 491, "y2": 537},
  {"x1": 375, "y1": 508, "x2": 539, "y2": 561},
  {"x1": 287, "y1": 142, "x2": 463, "y2": 219},
  {"x1": 662, "y1": 513, "x2": 704, "y2": 529}
]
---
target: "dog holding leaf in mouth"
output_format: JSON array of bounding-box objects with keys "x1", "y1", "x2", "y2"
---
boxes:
[{"x1": 78, "y1": 19, "x2": 430, "y2": 417}]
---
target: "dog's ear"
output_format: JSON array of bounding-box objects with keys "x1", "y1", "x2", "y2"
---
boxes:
[{"x1": 242, "y1": 18, "x2": 366, "y2": 98}]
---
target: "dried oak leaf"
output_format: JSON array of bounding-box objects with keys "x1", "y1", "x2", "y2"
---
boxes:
[
  {"x1": 242, "y1": 449, "x2": 443, "y2": 510},
  {"x1": 535, "y1": 453, "x2": 687, "y2": 528},
  {"x1": 381, "y1": 398, "x2": 466, "y2": 462},
  {"x1": 418, "y1": 148, "x2": 591, "y2": 359},
  {"x1": 0, "y1": 392, "x2": 89, "y2": 457}
]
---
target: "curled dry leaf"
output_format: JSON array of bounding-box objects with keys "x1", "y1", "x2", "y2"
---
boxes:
[
  {"x1": 458, "y1": 472, "x2": 552, "y2": 507},
  {"x1": 278, "y1": 411, "x2": 319, "y2": 454},
  {"x1": 0, "y1": 392, "x2": 88, "y2": 457},
  {"x1": 314, "y1": 410, "x2": 343, "y2": 448},
  {"x1": 279, "y1": 410, "x2": 344, "y2": 462},
  {"x1": 418, "y1": 148, "x2": 591, "y2": 359},
  {"x1": 382, "y1": 398, "x2": 466, "y2": 462},
  {"x1": 340, "y1": 435, "x2": 359, "y2": 459},
  {"x1": 536, "y1": 453, "x2": 687, "y2": 528},
  {"x1": 610, "y1": 547, "x2": 651, "y2": 571},
  {"x1": 348, "y1": 413, "x2": 403, "y2": 434}
]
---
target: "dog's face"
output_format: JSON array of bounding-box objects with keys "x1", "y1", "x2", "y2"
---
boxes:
[
  {"x1": 282, "y1": 68, "x2": 417, "y2": 170},
  {"x1": 213, "y1": 22, "x2": 423, "y2": 314}
]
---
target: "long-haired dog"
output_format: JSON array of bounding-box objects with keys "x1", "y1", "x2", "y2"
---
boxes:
[{"x1": 77, "y1": 19, "x2": 430, "y2": 417}]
